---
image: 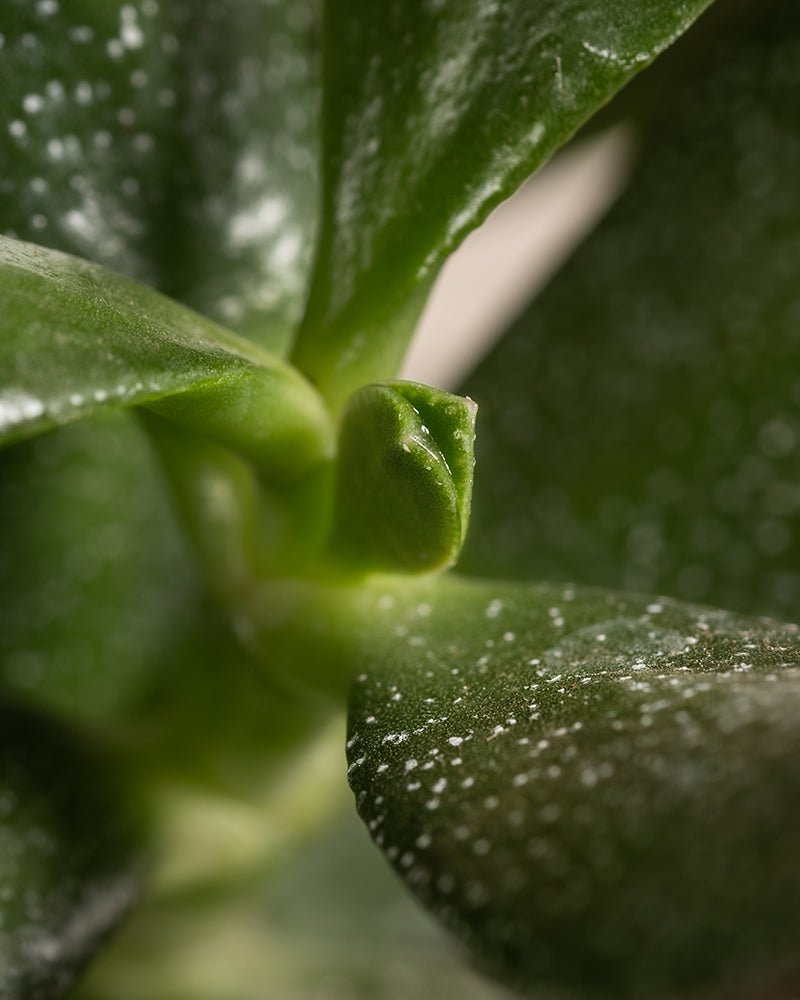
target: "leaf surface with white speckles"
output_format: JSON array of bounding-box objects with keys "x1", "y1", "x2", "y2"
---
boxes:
[{"x1": 347, "y1": 575, "x2": 800, "y2": 999}]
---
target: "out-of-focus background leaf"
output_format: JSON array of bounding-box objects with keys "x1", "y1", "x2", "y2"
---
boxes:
[
  {"x1": 77, "y1": 797, "x2": 515, "y2": 1000},
  {"x1": 0, "y1": 0, "x2": 320, "y2": 353},
  {"x1": 0, "y1": 701, "x2": 142, "y2": 999},
  {"x1": 459, "y1": 0, "x2": 800, "y2": 624}
]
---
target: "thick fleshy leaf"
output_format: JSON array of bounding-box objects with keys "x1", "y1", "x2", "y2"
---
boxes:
[
  {"x1": 460, "y1": 0, "x2": 800, "y2": 623},
  {"x1": 0, "y1": 0, "x2": 319, "y2": 352},
  {"x1": 332, "y1": 382, "x2": 477, "y2": 574},
  {"x1": 292, "y1": 0, "x2": 717, "y2": 409},
  {"x1": 0, "y1": 236, "x2": 333, "y2": 478},
  {"x1": 347, "y1": 575, "x2": 800, "y2": 999},
  {"x1": 0, "y1": 701, "x2": 142, "y2": 999}
]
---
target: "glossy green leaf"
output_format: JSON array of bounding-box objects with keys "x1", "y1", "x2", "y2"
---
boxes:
[
  {"x1": 0, "y1": 236, "x2": 333, "y2": 479},
  {"x1": 332, "y1": 382, "x2": 477, "y2": 574},
  {"x1": 0, "y1": 700, "x2": 142, "y2": 999},
  {"x1": 347, "y1": 575, "x2": 800, "y2": 999},
  {"x1": 460, "y1": 0, "x2": 800, "y2": 622},
  {"x1": 292, "y1": 0, "x2": 717, "y2": 409},
  {"x1": 0, "y1": 0, "x2": 320, "y2": 353}
]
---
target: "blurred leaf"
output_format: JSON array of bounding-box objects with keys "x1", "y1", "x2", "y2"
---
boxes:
[
  {"x1": 0, "y1": 700, "x2": 142, "y2": 999},
  {"x1": 0, "y1": 236, "x2": 333, "y2": 479},
  {"x1": 78, "y1": 803, "x2": 513, "y2": 1000},
  {"x1": 460, "y1": 0, "x2": 800, "y2": 622},
  {"x1": 0, "y1": 412, "x2": 193, "y2": 724},
  {"x1": 0, "y1": 0, "x2": 320, "y2": 352},
  {"x1": 347, "y1": 574, "x2": 800, "y2": 1000},
  {"x1": 292, "y1": 0, "x2": 717, "y2": 409}
]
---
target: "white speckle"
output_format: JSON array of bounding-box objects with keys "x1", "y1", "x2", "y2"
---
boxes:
[
  {"x1": 437, "y1": 873, "x2": 456, "y2": 893},
  {"x1": 382, "y1": 732, "x2": 409, "y2": 745},
  {"x1": 484, "y1": 795, "x2": 500, "y2": 810},
  {"x1": 416, "y1": 833, "x2": 432, "y2": 849},
  {"x1": 406, "y1": 781, "x2": 421, "y2": 791},
  {"x1": 0, "y1": 391, "x2": 45, "y2": 427},
  {"x1": 473, "y1": 838, "x2": 491, "y2": 856},
  {"x1": 376, "y1": 764, "x2": 389, "y2": 773},
  {"x1": 23, "y1": 93, "x2": 45, "y2": 115},
  {"x1": 647, "y1": 603, "x2": 664, "y2": 614},
  {"x1": 405, "y1": 758, "x2": 418, "y2": 772},
  {"x1": 448, "y1": 736, "x2": 463, "y2": 747},
  {"x1": 461, "y1": 776, "x2": 474, "y2": 789},
  {"x1": 432, "y1": 778, "x2": 447, "y2": 794},
  {"x1": 36, "y1": 0, "x2": 60, "y2": 14},
  {"x1": 9, "y1": 120, "x2": 27, "y2": 139},
  {"x1": 512, "y1": 773, "x2": 529, "y2": 787},
  {"x1": 426, "y1": 798, "x2": 440, "y2": 811},
  {"x1": 107, "y1": 38, "x2": 125, "y2": 60},
  {"x1": 120, "y1": 4, "x2": 145, "y2": 49},
  {"x1": 485, "y1": 599, "x2": 503, "y2": 619},
  {"x1": 69, "y1": 25, "x2": 94, "y2": 43},
  {"x1": 503, "y1": 631, "x2": 516, "y2": 642}
]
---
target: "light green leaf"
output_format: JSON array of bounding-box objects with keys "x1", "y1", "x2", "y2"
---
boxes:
[
  {"x1": 0, "y1": 0, "x2": 320, "y2": 353},
  {"x1": 0, "y1": 701, "x2": 142, "y2": 999},
  {"x1": 347, "y1": 575, "x2": 800, "y2": 999},
  {"x1": 331, "y1": 382, "x2": 477, "y2": 574},
  {"x1": 292, "y1": 0, "x2": 717, "y2": 409},
  {"x1": 460, "y1": 0, "x2": 800, "y2": 622},
  {"x1": 0, "y1": 236, "x2": 333, "y2": 480}
]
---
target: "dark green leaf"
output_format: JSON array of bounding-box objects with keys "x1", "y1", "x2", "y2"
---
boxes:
[
  {"x1": 460, "y1": 0, "x2": 800, "y2": 622},
  {"x1": 332, "y1": 382, "x2": 477, "y2": 574},
  {"x1": 347, "y1": 575, "x2": 800, "y2": 999},
  {"x1": 292, "y1": 0, "x2": 716, "y2": 409},
  {"x1": 0, "y1": 701, "x2": 142, "y2": 999},
  {"x1": 0, "y1": 236, "x2": 333, "y2": 479},
  {"x1": 0, "y1": 0, "x2": 320, "y2": 352}
]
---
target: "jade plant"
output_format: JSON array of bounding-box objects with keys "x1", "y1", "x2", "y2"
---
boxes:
[{"x1": 2, "y1": 0, "x2": 800, "y2": 997}]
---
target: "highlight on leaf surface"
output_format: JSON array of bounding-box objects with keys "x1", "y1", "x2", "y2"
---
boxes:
[
  {"x1": 346, "y1": 575, "x2": 800, "y2": 1000},
  {"x1": 331, "y1": 381, "x2": 477, "y2": 575},
  {"x1": 0, "y1": 236, "x2": 333, "y2": 482}
]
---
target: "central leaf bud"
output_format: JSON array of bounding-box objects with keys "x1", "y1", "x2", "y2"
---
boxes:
[{"x1": 331, "y1": 381, "x2": 477, "y2": 574}]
